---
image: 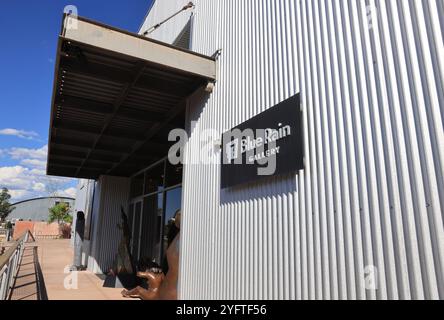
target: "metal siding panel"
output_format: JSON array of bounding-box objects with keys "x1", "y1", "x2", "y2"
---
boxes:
[
  {"x1": 88, "y1": 176, "x2": 130, "y2": 274},
  {"x1": 9, "y1": 197, "x2": 75, "y2": 222},
  {"x1": 139, "y1": 0, "x2": 193, "y2": 45},
  {"x1": 143, "y1": 0, "x2": 444, "y2": 300}
]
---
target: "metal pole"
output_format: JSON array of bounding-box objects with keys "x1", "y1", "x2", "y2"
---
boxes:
[{"x1": 142, "y1": 2, "x2": 194, "y2": 36}]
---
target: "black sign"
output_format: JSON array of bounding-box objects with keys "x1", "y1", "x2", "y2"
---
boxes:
[{"x1": 221, "y1": 93, "x2": 304, "y2": 189}]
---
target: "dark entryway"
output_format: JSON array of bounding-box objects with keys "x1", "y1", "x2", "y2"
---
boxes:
[{"x1": 128, "y1": 158, "x2": 182, "y2": 270}]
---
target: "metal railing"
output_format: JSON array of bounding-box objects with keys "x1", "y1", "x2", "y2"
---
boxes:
[{"x1": 0, "y1": 231, "x2": 32, "y2": 300}]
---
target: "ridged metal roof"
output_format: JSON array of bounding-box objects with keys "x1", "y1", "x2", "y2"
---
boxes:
[{"x1": 47, "y1": 15, "x2": 216, "y2": 179}]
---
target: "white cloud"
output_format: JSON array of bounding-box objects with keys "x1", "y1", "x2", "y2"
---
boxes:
[
  {"x1": 0, "y1": 166, "x2": 26, "y2": 180},
  {"x1": 8, "y1": 189, "x2": 31, "y2": 200},
  {"x1": 0, "y1": 143, "x2": 77, "y2": 202},
  {"x1": 56, "y1": 187, "x2": 77, "y2": 198},
  {"x1": 0, "y1": 166, "x2": 37, "y2": 190},
  {"x1": 0, "y1": 145, "x2": 48, "y2": 170},
  {"x1": 0, "y1": 166, "x2": 29, "y2": 189},
  {"x1": 32, "y1": 182, "x2": 46, "y2": 192},
  {"x1": 20, "y1": 158, "x2": 47, "y2": 169},
  {"x1": 0, "y1": 165, "x2": 77, "y2": 202},
  {"x1": 8, "y1": 145, "x2": 48, "y2": 160},
  {"x1": 0, "y1": 128, "x2": 39, "y2": 140},
  {"x1": 29, "y1": 168, "x2": 45, "y2": 174}
]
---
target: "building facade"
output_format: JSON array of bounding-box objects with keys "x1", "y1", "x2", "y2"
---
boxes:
[
  {"x1": 9, "y1": 197, "x2": 75, "y2": 222},
  {"x1": 56, "y1": 0, "x2": 443, "y2": 300}
]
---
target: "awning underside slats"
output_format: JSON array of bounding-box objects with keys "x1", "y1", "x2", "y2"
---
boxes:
[{"x1": 47, "y1": 16, "x2": 216, "y2": 179}]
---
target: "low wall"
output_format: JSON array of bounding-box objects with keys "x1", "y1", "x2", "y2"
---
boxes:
[
  {"x1": 13, "y1": 221, "x2": 71, "y2": 240},
  {"x1": 13, "y1": 221, "x2": 35, "y2": 240}
]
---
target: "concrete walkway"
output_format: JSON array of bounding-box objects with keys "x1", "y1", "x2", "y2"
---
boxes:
[{"x1": 11, "y1": 239, "x2": 127, "y2": 300}]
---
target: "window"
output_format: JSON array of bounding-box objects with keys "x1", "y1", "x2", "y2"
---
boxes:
[
  {"x1": 144, "y1": 162, "x2": 165, "y2": 195},
  {"x1": 165, "y1": 162, "x2": 183, "y2": 188},
  {"x1": 128, "y1": 158, "x2": 183, "y2": 270},
  {"x1": 130, "y1": 174, "x2": 144, "y2": 198}
]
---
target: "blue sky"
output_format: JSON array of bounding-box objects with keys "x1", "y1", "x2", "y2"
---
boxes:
[{"x1": 0, "y1": 0, "x2": 153, "y2": 202}]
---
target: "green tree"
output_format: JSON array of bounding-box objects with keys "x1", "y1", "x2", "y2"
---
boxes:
[
  {"x1": 48, "y1": 202, "x2": 72, "y2": 224},
  {"x1": 0, "y1": 188, "x2": 15, "y2": 222}
]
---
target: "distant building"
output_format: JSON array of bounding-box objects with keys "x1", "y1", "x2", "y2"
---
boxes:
[{"x1": 8, "y1": 197, "x2": 75, "y2": 222}]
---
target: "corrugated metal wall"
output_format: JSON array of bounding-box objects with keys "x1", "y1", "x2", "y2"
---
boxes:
[
  {"x1": 143, "y1": 0, "x2": 444, "y2": 299},
  {"x1": 88, "y1": 176, "x2": 130, "y2": 274},
  {"x1": 140, "y1": 0, "x2": 193, "y2": 44}
]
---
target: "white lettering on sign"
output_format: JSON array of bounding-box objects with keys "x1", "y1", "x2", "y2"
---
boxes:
[
  {"x1": 225, "y1": 123, "x2": 291, "y2": 163},
  {"x1": 248, "y1": 146, "x2": 281, "y2": 163}
]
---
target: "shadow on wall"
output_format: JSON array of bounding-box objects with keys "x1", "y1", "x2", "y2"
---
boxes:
[
  {"x1": 186, "y1": 87, "x2": 212, "y2": 142},
  {"x1": 220, "y1": 172, "x2": 299, "y2": 205}
]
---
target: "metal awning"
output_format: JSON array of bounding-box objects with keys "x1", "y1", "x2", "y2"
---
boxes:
[{"x1": 47, "y1": 14, "x2": 216, "y2": 179}]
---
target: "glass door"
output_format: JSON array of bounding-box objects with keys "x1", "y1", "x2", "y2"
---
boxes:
[
  {"x1": 139, "y1": 193, "x2": 164, "y2": 266},
  {"x1": 132, "y1": 201, "x2": 143, "y2": 261},
  {"x1": 161, "y1": 187, "x2": 182, "y2": 265},
  {"x1": 128, "y1": 200, "x2": 143, "y2": 262},
  {"x1": 128, "y1": 158, "x2": 183, "y2": 271}
]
